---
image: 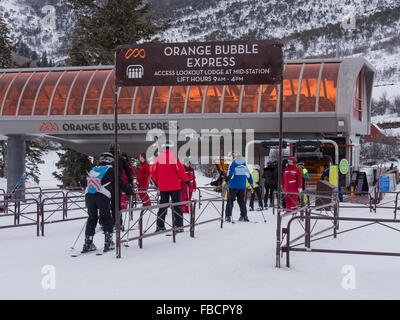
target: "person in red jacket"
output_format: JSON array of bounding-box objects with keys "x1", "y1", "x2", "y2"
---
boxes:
[
  {"x1": 120, "y1": 153, "x2": 135, "y2": 210},
  {"x1": 281, "y1": 156, "x2": 303, "y2": 212},
  {"x1": 137, "y1": 153, "x2": 151, "y2": 207},
  {"x1": 151, "y1": 140, "x2": 189, "y2": 232},
  {"x1": 181, "y1": 159, "x2": 197, "y2": 213}
]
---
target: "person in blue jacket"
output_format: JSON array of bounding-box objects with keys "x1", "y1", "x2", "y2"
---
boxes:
[{"x1": 225, "y1": 151, "x2": 253, "y2": 222}]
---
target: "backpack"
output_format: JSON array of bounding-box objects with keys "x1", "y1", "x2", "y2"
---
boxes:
[{"x1": 86, "y1": 165, "x2": 112, "y2": 196}]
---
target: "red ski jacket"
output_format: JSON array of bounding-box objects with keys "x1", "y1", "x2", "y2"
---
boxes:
[
  {"x1": 137, "y1": 161, "x2": 150, "y2": 187},
  {"x1": 181, "y1": 167, "x2": 196, "y2": 193},
  {"x1": 122, "y1": 161, "x2": 135, "y2": 185},
  {"x1": 281, "y1": 157, "x2": 302, "y2": 192},
  {"x1": 151, "y1": 150, "x2": 189, "y2": 191}
]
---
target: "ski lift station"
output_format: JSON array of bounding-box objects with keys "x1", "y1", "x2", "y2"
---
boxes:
[{"x1": 0, "y1": 57, "x2": 375, "y2": 191}]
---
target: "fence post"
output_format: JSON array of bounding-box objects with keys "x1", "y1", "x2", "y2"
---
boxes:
[
  {"x1": 63, "y1": 195, "x2": 67, "y2": 220},
  {"x1": 286, "y1": 224, "x2": 290, "y2": 268},
  {"x1": 139, "y1": 210, "x2": 143, "y2": 249},
  {"x1": 305, "y1": 196, "x2": 311, "y2": 249},
  {"x1": 276, "y1": 195, "x2": 281, "y2": 268},
  {"x1": 171, "y1": 204, "x2": 176, "y2": 243},
  {"x1": 40, "y1": 200, "x2": 45, "y2": 236},
  {"x1": 220, "y1": 198, "x2": 225, "y2": 229},
  {"x1": 190, "y1": 202, "x2": 195, "y2": 238},
  {"x1": 36, "y1": 200, "x2": 40, "y2": 237}
]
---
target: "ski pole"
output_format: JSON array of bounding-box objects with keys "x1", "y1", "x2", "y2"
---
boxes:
[{"x1": 71, "y1": 221, "x2": 86, "y2": 250}]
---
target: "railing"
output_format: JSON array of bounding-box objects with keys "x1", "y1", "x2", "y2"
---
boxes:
[
  {"x1": 282, "y1": 215, "x2": 400, "y2": 268},
  {"x1": 275, "y1": 190, "x2": 338, "y2": 268},
  {"x1": 116, "y1": 194, "x2": 225, "y2": 258},
  {"x1": 0, "y1": 197, "x2": 41, "y2": 236},
  {"x1": 40, "y1": 193, "x2": 87, "y2": 236}
]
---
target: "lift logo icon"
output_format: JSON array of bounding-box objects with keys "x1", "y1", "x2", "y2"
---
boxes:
[
  {"x1": 125, "y1": 48, "x2": 146, "y2": 59},
  {"x1": 127, "y1": 65, "x2": 144, "y2": 79},
  {"x1": 39, "y1": 122, "x2": 58, "y2": 133}
]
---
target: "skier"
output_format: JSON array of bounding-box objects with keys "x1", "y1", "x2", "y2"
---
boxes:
[
  {"x1": 120, "y1": 152, "x2": 135, "y2": 210},
  {"x1": 248, "y1": 164, "x2": 263, "y2": 211},
  {"x1": 151, "y1": 140, "x2": 189, "y2": 232},
  {"x1": 181, "y1": 158, "x2": 196, "y2": 213},
  {"x1": 262, "y1": 161, "x2": 278, "y2": 209},
  {"x1": 82, "y1": 152, "x2": 133, "y2": 253},
  {"x1": 137, "y1": 152, "x2": 151, "y2": 207},
  {"x1": 108, "y1": 143, "x2": 133, "y2": 228},
  {"x1": 281, "y1": 157, "x2": 302, "y2": 212},
  {"x1": 225, "y1": 151, "x2": 253, "y2": 222}
]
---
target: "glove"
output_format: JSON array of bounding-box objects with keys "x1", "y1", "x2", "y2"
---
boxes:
[
  {"x1": 193, "y1": 188, "x2": 197, "y2": 192},
  {"x1": 225, "y1": 175, "x2": 232, "y2": 182},
  {"x1": 298, "y1": 188, "x2": 302, "y2": 193},
  {"x1": 185, "y1": 181, "x2": 190, "y2": 187}
]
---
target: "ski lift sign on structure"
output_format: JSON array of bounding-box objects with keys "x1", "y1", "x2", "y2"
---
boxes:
[{"x1": 115, "y1": 40, "x2": 283, "y2": 87}]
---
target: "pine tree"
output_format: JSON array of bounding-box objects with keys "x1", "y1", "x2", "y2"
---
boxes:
[
  {"x1": 0, "y1": 141, "x2": 7, "y2": 178},
  {"x1": 25, "y1": 140, "x2": 47, "y2": 184},
  {"x1": 0, "y1": 14, "x2": 17, "y2": 68},
  {"x1": 53, "y1": 147, "x2": 93, "y2": 189},
  {"x1": 0, "y1": 140, "x2": 47, "y2": 183},
  {"x1": 67, "y1": 0, "x2": 170, "y2": 66}
]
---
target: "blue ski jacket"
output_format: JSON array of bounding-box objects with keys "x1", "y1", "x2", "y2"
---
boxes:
[{"x1": 227, "y1": 158, "x2": 253, "y2": 190}]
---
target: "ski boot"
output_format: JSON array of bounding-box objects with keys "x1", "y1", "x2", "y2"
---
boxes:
[
  {"x1": 239, "y1": 216, "x2": 250, "y2": 222},
  {"x1": 225, "y1": 216, "x2": 232, "y2": 222},
  {"x1": 104, "y1": 232, "x2": 115, "y2": 252},
  {"x1": 155, "y1": 226, "x2": 166, "y2": 233},
  {"x1": 81, "y1": 235, "x2": 96, "y2": 253},
  {"x1": 249, "y1": 207, "x2": 254, "y2": 212}
]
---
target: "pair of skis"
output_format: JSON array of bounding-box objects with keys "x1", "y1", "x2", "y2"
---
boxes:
[
  {"x1": 71, "y1": 247, "x2": 114, "y2": 257},
  {"x1": 7, "y1": 173, "x2": 26, "y2": 199}
]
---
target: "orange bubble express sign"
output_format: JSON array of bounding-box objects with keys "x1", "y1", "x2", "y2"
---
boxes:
[{"x1": 115, "y1": 40, "x2": 283, "y2": 87}]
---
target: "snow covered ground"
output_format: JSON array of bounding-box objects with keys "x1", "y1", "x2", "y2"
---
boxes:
[{"x1": 1, "y1": 152, "x2": 400, "y2": 299}]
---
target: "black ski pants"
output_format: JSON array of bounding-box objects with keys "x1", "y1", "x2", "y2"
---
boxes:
[
  {"x1": 157, "y1": 189, "x2": 184, "y2": 229},
  {"x1": 264, "y1": 184, "x2": 277, "y2": 206},
  {"x1": 250, "y1": 187, "x2": 263, "y2": 209},
  {"x1": 85, "y1": 193, "x2": 113, "y2": 236},
  {"x1": 226, "y1": 188, "x2": 247, "y2": 218}
]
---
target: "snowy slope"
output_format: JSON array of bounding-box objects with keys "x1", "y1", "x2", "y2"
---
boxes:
[{"x1": 1, "y1": 169, "x2": 400, "y2": 299}]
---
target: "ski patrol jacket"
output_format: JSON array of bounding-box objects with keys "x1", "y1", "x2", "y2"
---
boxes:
[
  {"x1": 151, "y1": 149, "x2": 189, "y2": 191},
  {"x1": 181, "y1": 166, "x2": 197, "y2": 193},
  {"x1": 137, "y1": 161, "x2": 151, "y2": 187},
  {"x1": 248, "y1": 169, "x2": 260, "y2": 189},
  {"x1": 281, "y1": 157, "x2": 303, "y2": 192},
  {"x1": 122, "y1": 161, "x2": 135, "y2": 186},
  {"x1": 227, "y1": 158, "x2": 253, "y2": 190}
]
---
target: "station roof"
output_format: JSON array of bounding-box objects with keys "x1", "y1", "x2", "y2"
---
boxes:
[{"x1": 0, "y1": 58, "x2": 374, "y2": 117}]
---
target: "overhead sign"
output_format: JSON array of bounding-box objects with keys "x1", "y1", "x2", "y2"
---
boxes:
[
  {"x1": 38, "y1": 120, "x2": 177, "y2": 134},
  {"x1": 339, "y1": 159, "x2": 349, "y2": 174},
  {"x1": 115, "y1": 40, "x2": 283, "y2": 87}
]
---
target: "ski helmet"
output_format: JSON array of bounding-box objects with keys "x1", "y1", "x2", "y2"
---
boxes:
[
  {"x1": 253, "y1": 164, "x2": 260, "y2": 170},
  {"x1": 99, "y1": 152, "x2": 114, "y2": 165},
  {"x1": 108, "y1": 143, "x2": 120, "y2": 154},
  {"x1": 230, "y1": 151, "x2": 241, "y2": 159}
]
